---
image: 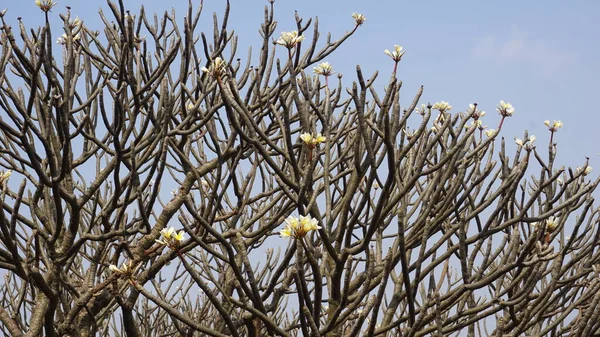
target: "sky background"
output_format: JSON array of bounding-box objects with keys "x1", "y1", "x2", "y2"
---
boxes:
[{"x1": 2, "y1": 0, "x2": 599, "y2": 170}]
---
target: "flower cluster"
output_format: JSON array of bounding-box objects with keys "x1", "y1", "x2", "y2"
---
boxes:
[
  {"x1": 56, "y1": 33, "x2": 80, "y2": 45},
  {"x1": 467, "y1": 103, "x2": 485, "y2": 120},
  {"x1": 155, "y1": 227, "x2": 185, "y2": 248},
  {"x1": 314, "y1": 62, "x2": 334, "y2": 77},
  {"x1": 280, "y1": 215, "x2": 321, "y2": 239},
  {"x1": 515, "y1": 135, "x2": 535, "y2": 150},
  {"x1": 300, "y1": 133, "x2": 326, "y2": 148},
  {"x1": 484, "y1": 129, "x2": 497, "y2": 137},
  {"x1": 384, "y1": 45, "x2": 405, "y2": 63},
  {"x1": 109, "y1": 261, "x2": 135, "y2": 277},
  {"x1": 496, "y1": 101, "x2": 515, "y2": 117},
  {"x1": 35, "y1": 0, "x2": 57, "y2": 12},
  {"x1": 544, "y1": 120, "x2": 563, "y2": 132},
  {"x1": 0, "y1": 170, "x2": 12, "y2": 187},
  {"x1": 577, "y1": 166, "x2": 592, "y2": 176},
  {"x1": 275, "y1": 31, "x2": 305, "y2": 49},
  {"x1": 432, "y1": 101, "x2": 452, "y2": 113},
  {"x1": 352, "y1": 13, "x2": 366, "y2": 26},
  {"x1": 201, "y1": 57, "x2": 227, "y2": 79}
]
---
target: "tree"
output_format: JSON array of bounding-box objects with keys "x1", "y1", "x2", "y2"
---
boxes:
[{"x1": 1, "y1": 1, "x2": 599, "y2": 336}]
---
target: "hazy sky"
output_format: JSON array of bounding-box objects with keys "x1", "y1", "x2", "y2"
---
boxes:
[{"x1": 2, "y1": 0, "x2": 599, "y2": 170}]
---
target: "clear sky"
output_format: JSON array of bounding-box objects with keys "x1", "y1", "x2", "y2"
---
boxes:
[{"x1": 2, "y1": 0, "x2": 599, "y2": 170}]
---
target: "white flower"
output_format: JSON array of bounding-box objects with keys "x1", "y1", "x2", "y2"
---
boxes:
[
  {"x1": 314, "y1": 62, "x2": 335, "y2": 76},
  {"x1": 56, "y1": 33, "x2": 80, "y2": 45},
  {"x1": 384, "y1": 45, "x2": 405, "y2": 62},
  {"x1": 300, "y1": 133, "x2": 326, "y2": 147},
  {"x1": 484, "y1": 129, "x2": 497, "y2": 137},
  {"x1": 352, "y1": 13, "x2": 366, "y2": 25},
  {"x1": 35, "y1": 0, "x2": 57, "y2": 12},
  {"x1": 544, "y1": 120, "x2": 563, "y2": 132},
  {"x1": 545, "y1": 216, "x2": 559, "y2": 232},
  {"x1": 576, "y1": 166, "x2": 592, "y2": 176},
  {"x1": 467, "y1": 103, "x2": 485, "y2": 119},
  {"x1": 0, "y1": 170, "x2": 12, "y2": 187},
  {"x1": 497, "y1": 101, "x2": 515, "y2": 117},
  {"x1": 201, "y1": 57, "x2": 227, "y2": 78},
  {"x1": 432, "y1": 101, "x2": 452, "y2": 113},
  {"x1": 156, "y1": 227, "x2": 185, "y2": 248},
  {"x1": 275, "y1": 31, "x2": 305, "y2": 49},
  {"x1": 280, "y1": 215, "x2": 321, "y2": 239},
  {"x1": 515, "y1": 135, "x2": 536, "y2": 150}
]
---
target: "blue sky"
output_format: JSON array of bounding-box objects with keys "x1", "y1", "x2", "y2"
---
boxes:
[{"x1": 3, "y1": 0, "x2": 599, "y2": 170}]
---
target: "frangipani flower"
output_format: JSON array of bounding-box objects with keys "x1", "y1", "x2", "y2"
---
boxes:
[
  {"x1": 0, "y1": 170, "x2": 12, "y2": 187},
  {"x1": 300, "y1": 132, "x2": 326, "y2": 147},
  {"x1": 576, "y1": 166, "x2": 592, "y2": 176},
  {"x1": 35, "y1": 0, "x2": 57, "y2": 12},
  {"x1": 432, "y1": 101, "x2": 452, "y2": 113},
  {"x1": 275, "y1": 31, "x2": 305, "y2": 49},
  {"x1": 545, "y1": 216, "x2": 559, "y2": 232},
  {"x1": 515, "y1": 135, "x2": 535, "y2": 150},
  {"x1": 156, "y1": 226, "x2": 185, "y2": 248},
  {"x1": 109, "y1": 261, "x2": 135, "y2": 276},
  {"x1": 56, "y1": 33, "x2": 80, "y2": 45},
  {"x1": 352, "y1": 13, "x2": 366, "y2": 26},
  {"x1": 467, "y1": 103, "x2": 485, "y2": 119},
  {"x1": 484, "y1": 129, "x2": 497, "y2": 137},
  {"x1": 497, "y1": 101, "x2": 515, "y2": 117},
  {"x1": 201, "y1": 57, "x2": 227, "y2": 79},
  {"x1": 384, "y1": 45, "x2": 405, "y2": 62},
  {"x1": 314, "y1": 62, "x2": 335, "y2": 77},
  {"x1": 544, "y1": 120, "x2": 563, "y2": 132},
  {"x1": 280, "y1": 215, "x2": 321, "y2": 239}
]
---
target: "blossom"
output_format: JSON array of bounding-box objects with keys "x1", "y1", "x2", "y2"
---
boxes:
[
  {"x1": 467, "y1": 103, "x2": 485, "y2": 119},
  {"x1": 484, "y1": 129, "x2": 497, "y2": 137},
  {"x1": 280, "y1": 215, "x2": 321, "y2": 239},
  {"x1": 544, "y1": 120, "x2": 563, "y2": 132},
  {"x1": 497, "y1": 101, "x2": 515, "y2": 117},
  {"x1": 156, "y1": 226, "x2": 185, "y2": 248},
  {"x1": 68, "y1": 16, "x2": 82, "y2": 29},
  {"x1": 201, "y1": 57, "x2": 227, "y2": 78},
  {"x1": 35, "y1": 0, "x2": 57, "y2": 12},
  {"x1": 300, "y1": 132, "x2": 326, "y2": 147},
  {"x1": 275, "y1": 31, "x2": 305, "y2": 49},
  {"x1": 56, "y1": 33, "x2": 80, "y2": 45},
  {"x1": 109, "y1": 261, "x2": 135, "y2": 276},
  {"x1": 352, "y1": 13, "x2": 366, "y2": 25},
  {"x1": 545, "y1": 216, "x2": 559, "y2": 232},
  {"x1": 0, "y1": 170, "x2": 12, "y2": 187},
  {"x1": 469, "y1": 119, "x2": 487, "y2": 131},
  {"x1": 576, "y1": 166, "x2": 592, "y2": 176},
  {"x1": 515, "y1": 135, "x2": 535, "y2": 150},
  {"x1": 314, "y1": 62, "x2": 334, "y2": 77},
  {"x1": 432, "y1": 101, "x2": 452, "y2": 113},
  {"x1": 384, "y1": 45, "x2": 405, "y2": 62}
]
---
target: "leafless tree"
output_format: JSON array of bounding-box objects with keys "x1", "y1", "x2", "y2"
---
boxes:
[{"x1": 1, "y1": 1, "x2": 600, "y2": 336}]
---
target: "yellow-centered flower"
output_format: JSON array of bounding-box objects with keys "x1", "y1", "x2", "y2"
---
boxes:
[
  {"x1": 275, "y1": 31, "x2": 305, "y2": 49},
  {"x1": 201, "y1": 57, "x2": 227, "y2": 78},
  {"x1": 314, "y1": 62, "x2": 335, "y2": 77},
  {"x1": 0, "y1": 170, "x2": 12, "y2": 187},
  {"x1": 384, "y1": 45, "x2": 405, "y2": 62},
  {"x1": 544, "y1": 120, "x2": 563, "y2": 132},
  {"x1": 352, "y1": 13, "x2": 366, "y2": 25},
  {"x1": 156, "y1": 227, "x2": 185, "y2": 248},
  {"x1": 35, "y1": 0, "x2": 57, "y2": 12},
  {"x1": 497, "y1": 101, "x2": 515, "y2": 117},
  {"x1": 432, "y1": 101, "x2": 452, "y2": 113},
  {"x1": 300, "y1": 133, "x2": 326, "y2": 147},
  {"x1": 280, "y1": 215, "x2": 321, "y2": 239}
]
